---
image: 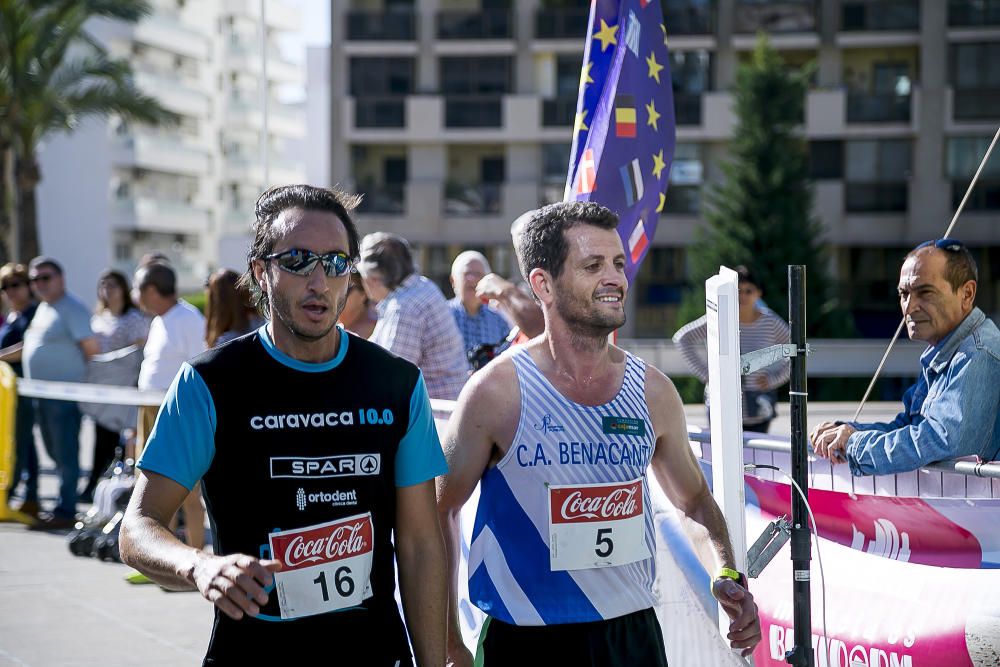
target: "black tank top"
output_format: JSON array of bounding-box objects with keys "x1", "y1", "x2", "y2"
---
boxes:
[{"x1": 192, "y1": 331, "x2": 418, "y2": 666}]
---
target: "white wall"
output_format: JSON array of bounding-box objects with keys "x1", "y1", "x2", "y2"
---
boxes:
[
  {"x1": 304, "y1": 45, "x2": 330, "y2": 187},
  {"x1": 36, "y1": 118, "x2": 114, "y2": 310}
]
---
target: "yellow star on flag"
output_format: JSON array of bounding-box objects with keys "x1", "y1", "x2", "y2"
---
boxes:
[
  {"x1": 661, "y1": 23, "x2": 669, "y2": 48},
  {"x1": 652, "y1": 150, "x2": 667, "y2": 179},
  {"x1": 580, "y1": 60, "x2": 594, "y2": 87},
  {"x1": 575, "y1": 108, "x2": 589, "y2": 134},
  {"x1": 645, "y1": 99, "x2": 660, "y2": 131},
  {"x1": 593, "y1": 19, "x2": 618, "y2": 52},
  {"x1": 657, "y1": 192, "x2": 666, "y2": 213},
  {"x1": 646, "y1": 51, "x2": 664, "y2": 84}
]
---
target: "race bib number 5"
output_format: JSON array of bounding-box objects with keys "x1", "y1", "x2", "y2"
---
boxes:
[
  {"x1": 548, "y1": 479, "x2": 651, "y2": 572},
  {"x1": 268, "y1": 512, "x2": 375, "y2": 619}
]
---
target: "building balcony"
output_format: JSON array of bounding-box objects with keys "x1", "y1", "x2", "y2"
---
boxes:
[
  {"x1": 225, "y1": 155, "x2": 304, "y2": 186},
  {"x1": 841, "y1": 1, "x2": 919, "y2": 31},
  {"x1": 734, "y1": 1, "x2": 817, "y2": 34},
  {"x1": 541, "y1": 97, "x2": 576, "y2": 127},
  {"x1": 953, "y1": 89, "x2": 1000, "y2": 121},
  {"x1": 133, "y1": 70, "x2": 209, "y2": 118},
  {"x1": 113, "y1": 132, "x2": 210, "y2": 175},
  {"x1": 663, "y1": 3, "x2": 715, "y2": 35},
  {"x1": 227, "y1": 98, "x2": 304, "y2": 137},
  {"x1": 346, "y1": 9, "x2": 416, "y2": 40},
  {"x1": 948, "y1": 0, "x2": 1000, "y2": 27},
  {"x1": 437, "y1": 10, "x2": 513, "y2": 40},
  {"x1": 134, "y1": 13, "x2": 209, "y2": 60},
  {"x1": 225, "y1": 41, "x2": 301, "y2": 84},
  {"x1": 444, "y1": 96, "x2": 503, "y2": 128},
  {"x1": 535, "y1": 8, "x2": 589, "y2": 39},
  {"x1": 114, "y1": 196, "x2": 210, "y2": 234},
  {"x1": 354, "y1": 97, "x2": 407, "y2": 129},
  {"x1": 845, "y1": 183, "x2": 908, "y2": 213},
  {"x1": 224, "y1": 0, "x2": 299, "y2": 32},
  {"x1": 356, "y1": 183, "x2": 406, "y2": 215},
  {"x1": 846, "y1": 92, "x2": 911, "y2": 123},
  {"x1": 444, "y1": 183, "x2": 502, "y2": 215}
]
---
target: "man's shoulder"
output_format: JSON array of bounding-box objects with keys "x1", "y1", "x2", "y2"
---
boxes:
[
  {"x1": 973, "y1": 316, "x2": 1000, "y2": 360},
  {"x1": 348, "y1": 332, "x2": 423, "y2": 380},
  {"x1": 54, "y1": 293, "x2": 89, "y2": 317}
]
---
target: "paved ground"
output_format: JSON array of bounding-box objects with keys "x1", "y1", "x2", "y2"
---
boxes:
[{"x1": 0, "y1": 402, "x2": 899, "y2": 666}]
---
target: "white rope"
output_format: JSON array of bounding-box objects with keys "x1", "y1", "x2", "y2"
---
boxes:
[{"x1": 17, "y1": 378, "x2": 165, "y2": 407}]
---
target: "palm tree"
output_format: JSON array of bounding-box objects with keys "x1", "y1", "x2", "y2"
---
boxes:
[{"x1": 0, "y1": 0, "x2": 177, "y2": 262}]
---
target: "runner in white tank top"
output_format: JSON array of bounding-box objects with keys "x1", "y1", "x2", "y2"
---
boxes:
[{"x1": 438, "y1": 202, "x2": 762, "y2": 666}]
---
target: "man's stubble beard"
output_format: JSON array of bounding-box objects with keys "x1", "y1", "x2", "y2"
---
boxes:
[
  {"x1": 553, "y1": 287, "x2": 625, "y2": 341},
  {"x1": 269, "y1": 287, "x2": 345, "y2": 343}
]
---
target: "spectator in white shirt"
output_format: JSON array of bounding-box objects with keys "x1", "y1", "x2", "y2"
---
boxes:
[{"x1": 134, "y1": 261, "x2": 207, "y2": 548}]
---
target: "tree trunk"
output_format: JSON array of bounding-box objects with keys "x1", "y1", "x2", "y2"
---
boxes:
[
  {"x1": 0, "y1": 145, "x2": 12, "y2": 264},
  {"x1": 14, "y1": 152, "x2": 40, "y2": 262}
]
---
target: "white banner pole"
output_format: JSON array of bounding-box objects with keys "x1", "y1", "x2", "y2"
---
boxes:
[{"x1": 705, "y1": 266, "x2": 749, "y2": 650}]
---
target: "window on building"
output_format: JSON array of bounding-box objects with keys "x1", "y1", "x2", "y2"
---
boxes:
[
  {"x1": 947, "y1": 136, "x2": 1000, "y2": 210},
  {"x1": 663, "y1": 143, "x2": 702, "y2": 214},
  {"x1": 440, "y1": 57, "x2": 513, "y2": 95},
  {"x1": 349, "y1": 58, "x2": 415, "y2": 96},
  {"x1": 845, "y1": 139, "x2": 911, "y2": 212},
  {"x1": 671, "y1": 50, "x2": 711, "y2": 125},
  {"x1": 809, "y1": 140, "x2": 844, "y2": 179},
  {"x1": 555, "y1": 55, "x2": 582, "y2": 98},
  {"x1": 951, "y1": 43, "x2": 1000, "y2": 90}
]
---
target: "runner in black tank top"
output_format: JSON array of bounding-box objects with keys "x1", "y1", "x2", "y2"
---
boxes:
[{"x1": 120, "y1": 186, "x2": 449, "y2": 666}]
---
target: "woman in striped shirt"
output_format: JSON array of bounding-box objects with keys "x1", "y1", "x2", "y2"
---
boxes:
[{"x1": 673, "y1": 266, "x2": 790, "y2": 433}]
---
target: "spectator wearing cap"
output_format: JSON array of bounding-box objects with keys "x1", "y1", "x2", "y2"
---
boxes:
[
  {"x1": 22, "y1": 256, "x2": 99, "y2": 529},
  {"x1": 358, "y1": 232, "x2": 468, "y2": 400},
  {"x1": 448, "y1": 251, "x2": 512, "y2": 368},
  {"x1": 812, "y1": 240, "x2": 1000, "y2": 474}
]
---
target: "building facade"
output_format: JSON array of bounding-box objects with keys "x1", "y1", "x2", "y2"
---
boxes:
[
  {"x1": 330, "y1": 0, "x2": 1000, "y2": 338},
  {"x1": 36, "y1": 0, "x2": 305, "y2": 298}
]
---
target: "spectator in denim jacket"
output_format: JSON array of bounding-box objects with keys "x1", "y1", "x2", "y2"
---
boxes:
[{"x1": 811, "y1": 240, "x2": 1000, "y2": 475}]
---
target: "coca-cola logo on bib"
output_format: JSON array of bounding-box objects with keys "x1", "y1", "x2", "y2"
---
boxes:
[
  {"x1": 550, "y1": 480, "x2": 643, "y2": 524},
  {"x1": 270, "y1": 515, "x2": 374, "y2": 572}
]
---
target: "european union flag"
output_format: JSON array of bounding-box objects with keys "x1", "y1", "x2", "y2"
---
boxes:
[{"x1": 565, "y1": 0, "x2": 676, "y2": 281}]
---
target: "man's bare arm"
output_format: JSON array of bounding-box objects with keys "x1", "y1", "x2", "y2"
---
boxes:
[
  {"x1": 645, "y1": 367, "x2": 761, "y2": 656},
  {"x1": 437, "y1": 360, "x2": 519, "y2": 666},
  {"x1": 120, "y1": 470, "x2": 280, "y2": 619},
  {"x1": 475, "y1": 274, "x2": 544, "y2": 338},
  {"x1": 0, "y1": 342, "x2": 22, "y2": 363},
  {"x1": 396, "y1": 479, "x2": 448, "y2": 667}
]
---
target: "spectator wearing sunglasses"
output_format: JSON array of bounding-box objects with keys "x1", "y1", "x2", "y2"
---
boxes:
[
  {"x1": 0, "y1": 263, "x2": 40, "y2": 518},
  {"x1": 133, "y1": 260, "x2": 207, "y2": 549},
  {"x1": 358, "y1": 232, "x2": 469, "y2": 401},
  {"x1": 120, "y1": 185, "x2": 448, "y2": 666},
  {"x1": 21, "y1": 256, "x2": 100, "y2": 530},
  {"x1": 812, "y1": 239, "x2": 1000, "y2": 474}
]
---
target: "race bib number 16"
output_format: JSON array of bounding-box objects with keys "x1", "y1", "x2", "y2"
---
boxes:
[
  {"x1": 268, "y1": 512, "x2": 375, "y2": 619},
  {"x1": 548, "y1": 479, "x2": 651, "y2": 572}
]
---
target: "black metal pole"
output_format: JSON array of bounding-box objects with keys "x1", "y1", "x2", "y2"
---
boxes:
[{"x1": 786, "y1": 265, "x2": 813, "y2": 667}]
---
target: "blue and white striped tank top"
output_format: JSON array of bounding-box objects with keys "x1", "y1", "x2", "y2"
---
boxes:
[{"x1": 467, "y1": 346, "x2": 657, "y2": 625}]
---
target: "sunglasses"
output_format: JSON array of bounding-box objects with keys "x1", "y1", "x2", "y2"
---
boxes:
[
  {"x1": 915, "y1": 238, "x2": 964, "y2": 252},
  {"x1": 29, "y1": 273, "x2": 55, "y2": 284},
  {"x1": 0, "y1": 281, "x2": 26, "y2": 291},
  {"x1": 264, "y1": 249, "x2": 354, "y2": 278}
]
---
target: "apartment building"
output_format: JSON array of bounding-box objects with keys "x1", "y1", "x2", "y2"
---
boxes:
[
  {"x1": 36, "y1": 0, "x2": 305, "y2": 297},
  {"x1": 330, "y1": 0, "x2": 1000, "y2": 338}
]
